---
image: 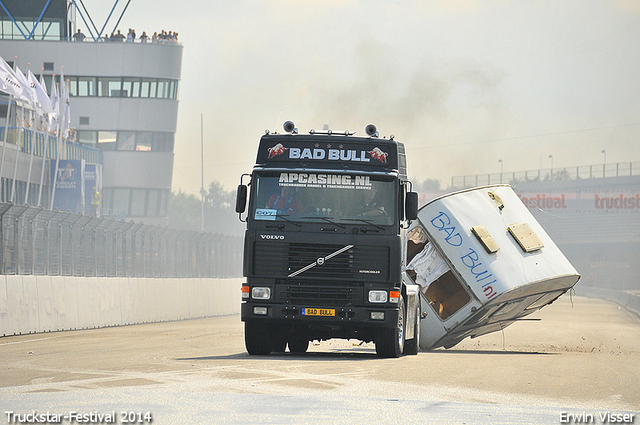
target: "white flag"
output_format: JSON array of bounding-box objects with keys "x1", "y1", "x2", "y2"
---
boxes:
[
  {"x1": 14, "y1": 66, "x2": 37, "y2": 109},
  {"x1": 60, "y1": 70, "x2": 71, "y2": 138},
  {"x1": 0, "y1": 56, "x2": 30, "y2": 101},
  {"x1": 48, "y1": 80, "x2": 59, "y2": 134},
  {"x1": 28, "y1": 69, "x2": 52, "y2": 114}
]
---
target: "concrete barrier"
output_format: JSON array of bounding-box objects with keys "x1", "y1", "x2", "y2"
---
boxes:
[{"x1": 0, "y1": 276, "x2": 242, "y2": 336}]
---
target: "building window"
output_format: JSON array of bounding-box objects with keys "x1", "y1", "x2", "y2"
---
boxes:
[
  {"x1": 78, "y1": 76, "x2": 96, "y2": 96},
  {"x1": 77, "y1": 130, "x2": 97, "y2": 146},
  {"x1": 98, "y1": 131, "x2": 117, "y2": 151},
  {"x1": 130, "y1": 189, "x2": 147, "y2": 216},
  {"x1": 77, "y1": 131, "x2": 174, "y2": 152},
  {"x1": 122, "y1": 78, "x2": 141, "y2": 98},
  {"x1": 102, "y1": 188, "x2": 169, "y2": 217},
  {"x1": 79, "y1": 117, "x2": 90, "y2": 125},
  {"x1": 153, "y1": 132, "x2": 174, "y2": 152},
  {"x1": 117, "y1": 132, "x2": 136, "y2": 151},
  {"x1": 158, "y1": 190, "x2": 168, "y2": 216},
  {"x1": 0, "y1": 19, "x2": 62, "y2": 40},
  {"x1": 112, "y1": 188, "x2": 130, "y2": 216},
  {"x1": 68, "y1": 76, "x2": 179, "y2": 99},
  {"x1": 43, "y1": 62, "x2": 54, "y2": 71},
  {"x1": 147, "y1": 189, "x2": 160, "y2": 216},
  {"x1": 149, "y1": 80, "x2": 158, "y2": 98},
  {"x1": 135, "y1": 132, "x2": 152, "y2": 151}
]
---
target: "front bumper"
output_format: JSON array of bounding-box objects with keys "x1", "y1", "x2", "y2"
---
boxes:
[{"x1": 241, "y1": 302, "x2": 399, "y2": 329}]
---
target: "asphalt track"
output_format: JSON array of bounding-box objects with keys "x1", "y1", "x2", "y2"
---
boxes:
[{"x1": 0, "y1": 294, "x2": 638, "y2": 424}]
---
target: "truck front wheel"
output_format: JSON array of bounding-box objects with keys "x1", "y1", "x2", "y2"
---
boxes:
[
  {"x1": 244, "y1": 320, "x2": 272, "y2": 355},
  {"x1": 288, "y1": 335, "x2": 309, "y2": 354},
  {"x1": 375, "y1": 296, "x2": 405, "y2": 358}
]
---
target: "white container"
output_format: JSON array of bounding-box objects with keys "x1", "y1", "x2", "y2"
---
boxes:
[{"x1": 407, "y1": 185, "x2": 580, "y2": 350}]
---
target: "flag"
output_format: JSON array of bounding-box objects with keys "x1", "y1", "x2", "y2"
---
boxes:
[
  {"x1": 14, "y1": 66, "x2": 37, "y2": 109},
  {"x1": 48, "y1": 80, "x2": 59, "y2": 134},
  {"x1": 28, "y1": 69, "x2": 52, "y2": 114},
  {"x1": 60, "y1": 70, "x2": 71, "y2": 139},
  {"x1": 0, "y1": 56, "x2": 31, "y2": 102}
]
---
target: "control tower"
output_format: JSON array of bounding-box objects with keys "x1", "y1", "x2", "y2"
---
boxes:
[{"x1": 0, "y1": 0, "x2": 182, "y2": 225}]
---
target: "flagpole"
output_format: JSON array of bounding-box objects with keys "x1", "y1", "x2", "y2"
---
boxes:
[
  {"x1": 37, "y1": 69, "x2": 48, "y2": 207},
  {"x1": 200, "y1": 112, "x2": 204, "y2": 232},
  {"x1": 23, "y1": 64, "x2": 36, "y2": 204},
  {"x1": 9, "y1": 56, "x2": 24, "y2": 203},
  {"x1": 0, "y1": 93, "x2": 13, "y2": 194},
  {"x1": 10, "y1": 99, "x2": 24, "y2": 203},
  {"x1": 50, "y1": 94, "x2": 61, "y2": 209},
  {"x1": 24, "y1": 109, "x2": 35, "y2": 204},
  {"x1": 49, "y1": 71, "x2": 62, "y2": 210}
]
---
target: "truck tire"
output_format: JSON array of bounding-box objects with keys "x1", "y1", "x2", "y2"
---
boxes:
[
  {"x1": 245, "y1": 321, "x2": 272, "y2": 355},
  {"x1": 375, "y1": 296, "x2": 405, "y2": 358},
  {"x1": 404, "y1": 301, "x2": 420, "y2": 355},
  {"x1": 288, "y1": 336, "x2": 309, "y2": 354},
  {"x1": 271, "y1": 331, "x2": 287, "y2": 353}
]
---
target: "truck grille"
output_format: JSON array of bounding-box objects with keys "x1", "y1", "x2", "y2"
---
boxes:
[
  {"x1": 278, "y1": 284, "x2": 362, "y2": 307},
  {"x1": 253, "y1": 242, "x2": 388, "y2": 281}
]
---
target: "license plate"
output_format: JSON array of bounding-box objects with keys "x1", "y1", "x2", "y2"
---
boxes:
[{"x1": 302, "y1": 308, "x2": 335, "y2": 317}]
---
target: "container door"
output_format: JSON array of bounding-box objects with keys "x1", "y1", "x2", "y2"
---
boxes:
[{"x1": 418, "y1": 292, "x2": 448, "y2": 350}]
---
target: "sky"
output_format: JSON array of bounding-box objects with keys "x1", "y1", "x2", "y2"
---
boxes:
[{"x1": 81, "y1": 0, "x2": 640, "y2": 195}]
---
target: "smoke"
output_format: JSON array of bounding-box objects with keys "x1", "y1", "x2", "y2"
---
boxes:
[{"x1": 308, "y1": 40, "x2": 511, "y2": 185}]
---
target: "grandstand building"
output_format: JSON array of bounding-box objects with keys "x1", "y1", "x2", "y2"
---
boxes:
[{"x1": 0, "y1": 0, "x2": 182, "y2": 226}]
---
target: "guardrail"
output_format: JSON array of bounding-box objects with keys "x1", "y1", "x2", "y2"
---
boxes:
[
  {"x1": 0, "y1": 203, "x2": 242, "y2": 278},
  {"x1": 451, "y1": 161, "x2": 640, "y2": 190},
  {"x1": 1, "y1": 127, "x2": 103, "y2": 163}
]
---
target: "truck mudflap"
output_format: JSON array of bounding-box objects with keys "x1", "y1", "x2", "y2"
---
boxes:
[{"x1": 408, "y1": 185, "x2": 580, "y2": 351}]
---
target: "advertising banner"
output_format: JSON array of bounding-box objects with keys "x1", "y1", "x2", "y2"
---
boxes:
[
  {"x1": 516, "y1": 191, "x2": 640, "y2": 214},
  {"x1": 51, "y1": 159, "x2": 85, "y2": 214},
  {"x1": 84, "y1": 163, "x2": 103, "y2": 216}
]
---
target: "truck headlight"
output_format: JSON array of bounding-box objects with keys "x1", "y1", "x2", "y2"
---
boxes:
[
  {"x1": 252, "y1": 287, "x2": 271, "y2": 300},
  {"x1": 368, "y1": 290, "x2": 388, "y2": 303}
]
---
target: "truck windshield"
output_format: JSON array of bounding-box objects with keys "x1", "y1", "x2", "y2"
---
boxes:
[{"x1": 251, "y1": 172, "x2": 396, "y2": 226}]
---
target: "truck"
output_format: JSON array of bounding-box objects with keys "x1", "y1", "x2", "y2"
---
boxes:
[
  {"x1": 236, "y1": 122, "x2": 581, "y2": 357},
  {"x1": 235, "y1": 122, "x2": 422, "y2": 357}
]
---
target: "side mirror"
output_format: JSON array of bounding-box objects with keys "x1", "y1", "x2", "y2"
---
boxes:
[
  {"x1": 405, "y1": 192, "x2": 418, "y2": 221},
  {"x1": 235, "y1": 184, "x2": 248, "y2": 213}
]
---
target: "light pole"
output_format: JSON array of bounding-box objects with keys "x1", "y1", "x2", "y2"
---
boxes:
[
  {"x1": 201, "y1": 113, "x2": 205, "y2": 232},
  {"x1": 498, "y1": 159, "x2": 503, "y2": 183},
  {"x1": 601, "y1": 149, "x2": 606, "y2": 177},
  {"x1": 548, "y1": 155, "x2": 553, "y2": 180}
]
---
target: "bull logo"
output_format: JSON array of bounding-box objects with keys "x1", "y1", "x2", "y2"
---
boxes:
[
  {"x1": 267, "y1": 143, "x2": 288, "y2": 159},
  {"x1": 368, "y1": 147, "x2": 388, "y2": 164}
]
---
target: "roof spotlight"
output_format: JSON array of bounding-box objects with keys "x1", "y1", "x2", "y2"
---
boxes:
[
  {"x1": 283, "y1": 121, "x2": 297, "y2": 134},
  {"x1": 365, "y1": 124, "x2": 378, "y2": 137}
]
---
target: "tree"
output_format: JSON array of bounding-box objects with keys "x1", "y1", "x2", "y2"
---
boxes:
[
  {"x1": 167, "y1": 181, "x2": 244, "y2": 236},
  {"x1": 167, "y1": 190, "x2": 201, "y2": 231},
  {"x1": 411, "y1": 177, "x2": 441, "y2": 193}
]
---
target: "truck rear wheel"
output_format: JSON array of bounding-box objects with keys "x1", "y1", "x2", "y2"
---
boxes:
[
  {"x1": 375, "y1": 296, "x2": 405, "y2": 358},
  {"x1": 244, "y1": 321, "x2": 272, "y2": 355}
]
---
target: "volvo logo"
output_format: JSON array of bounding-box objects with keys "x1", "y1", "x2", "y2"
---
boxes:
[
  {"x1": 316, "y1": 257, "x2": 325, "y2": 265},
  {"x1": 260, "y1": 234, "x2": 285, "y2": 240}
]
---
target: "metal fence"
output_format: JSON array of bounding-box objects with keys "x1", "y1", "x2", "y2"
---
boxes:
[
  {"x1": 0, "y1": 203, "x2": 243, "y2": 278},
  {"x1": 450, "y1": 161, "x2": 640, "y2": 190}
]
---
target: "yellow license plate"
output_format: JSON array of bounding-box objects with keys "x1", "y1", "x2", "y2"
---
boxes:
[{"x1": 302, "y1": 308, "x2": 335, "y2": 317}]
